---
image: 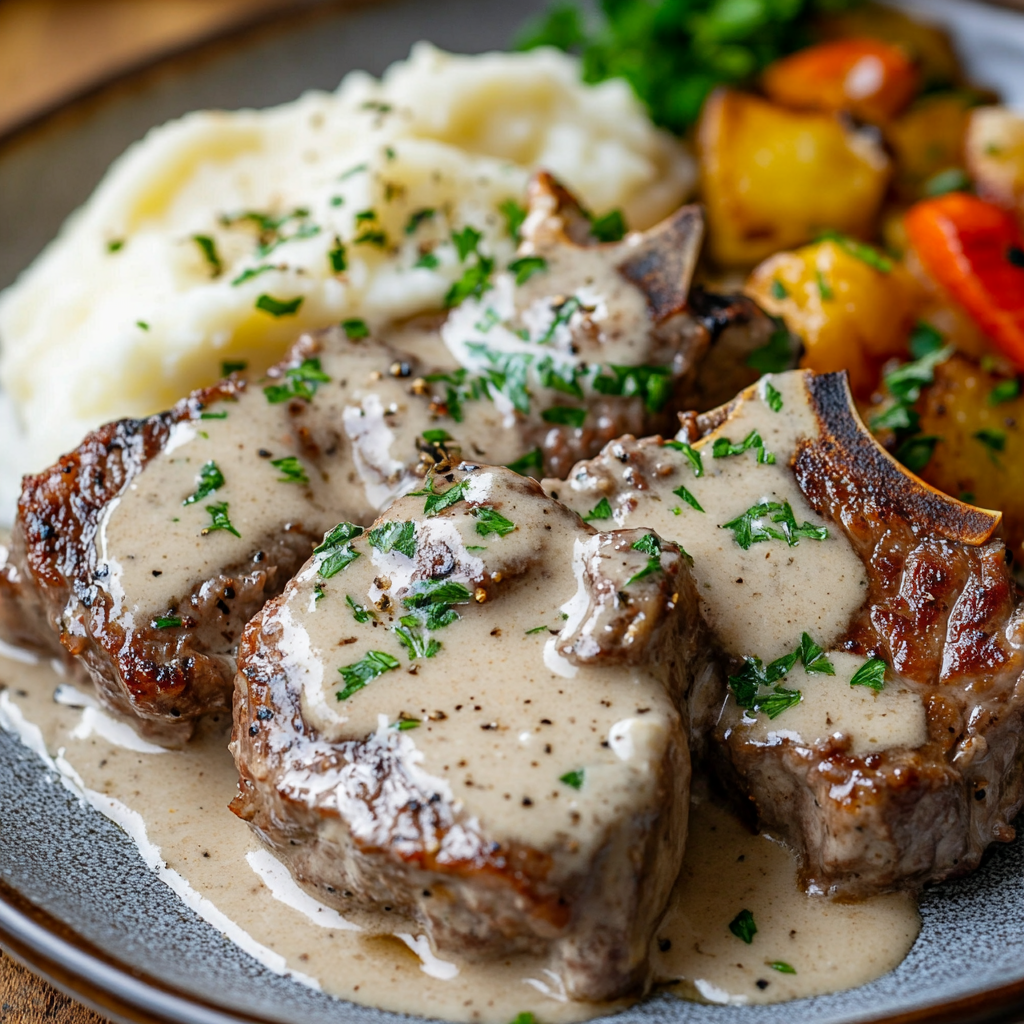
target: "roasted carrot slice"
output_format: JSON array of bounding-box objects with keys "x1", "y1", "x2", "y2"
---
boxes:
[
  {"x1": 762, "y1": 38, "x2": 919, "y2": 123},
  {"x1": 905, "y1": 192, "x2": 1024, "y2": 369}
]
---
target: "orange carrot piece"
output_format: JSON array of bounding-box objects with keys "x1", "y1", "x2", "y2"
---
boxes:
[
  {"x1": 763, "y1": 38, "x2": 919, "y2": 123},
  {"x1": 905, "y1": 192, "x2": 1024, "y2": 369}
]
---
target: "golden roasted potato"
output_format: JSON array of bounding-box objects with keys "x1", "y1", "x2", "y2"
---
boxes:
[
  {"x1": 915, "y1": 353, "x2": 1024, "y2": 555},
  {"x1": 698, "y1": 89, "x2": 891, "y2": 267},
  {"x1": 816, "y1": 4, "x2": 962, "y2": 90},
  {"x1": 966, "y1": 106, "x2": 1024, "y2": 219},
  {"x1": 745, "y1": 237, "x2": 918, "y2": 395},
  {"x1": 886, "y1": 93, "x2": 975, "y2": 201}
]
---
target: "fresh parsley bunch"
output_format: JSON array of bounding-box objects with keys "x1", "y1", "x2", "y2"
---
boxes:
[{"x1": 517, "y1": 0, "x2": 861, "y2": 134}]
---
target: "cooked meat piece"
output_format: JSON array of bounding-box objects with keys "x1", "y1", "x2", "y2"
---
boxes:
[
  {"x1": 230, "y1": 461, "x2": 708, "y2": 1001},
  {"x1": 547, "y1": 368, "x2": 1024, "y2": 895}
]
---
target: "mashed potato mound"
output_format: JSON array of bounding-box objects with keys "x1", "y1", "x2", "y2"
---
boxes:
[{"x1": 0, "y1": 43, "x2": 694, "y2": 475}]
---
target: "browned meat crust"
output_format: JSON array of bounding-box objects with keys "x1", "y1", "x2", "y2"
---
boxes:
[{"x1": 230, "y1": 465, "x2": 705, "y2": 1000}]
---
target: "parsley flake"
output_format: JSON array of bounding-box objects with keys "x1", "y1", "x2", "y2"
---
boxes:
[
  {"x1": 974, "y1": 428, "x2": 1006, "y2": 462},
  {"x1": 589, "y1": 209, "x2": 626, "y2": 242},
  {"x1": 508, "y1": 255, "x2": 548, "y2": 285},
  {"x1": 368, "y1": 520, "x2": 417, "y2": 557},
  {"x1": 342, "y1": 318, "x2": 369, "y2": 339},
  {"x1": 422, "y1": 429, "x2": 452, "y2": 444},
  {"x1": 989, "y1": 379, "x2": 1020, "y2": 406},
  {"x1": 192, "y1": 235, "x2": 222, "y2": 277},
  {"x1": 405, "y1": 208, "x2": 436, "y2": 234},
  {"x1": 850, "y1": 658, "x2": 886, "y2": 691},
  {"x1": 498, "y1": 198, "x2": 527, "y2": 242},
  {"x1": 712, "y1": 430, "x2": 774, "y2": 464},
  {"x1": 337, "y1": 650, "x2": 400, "y2": 701},
  {"x1": 415, "y1": 251, "x2": 440, "y2": 270},
  {"x1": 472, "y1": 507, "x2": 516, "y2": 537},
  {"x1": 747, "y1": 325, "x2": 795, "y2": 374},
  {"x1": 799, "y1": 632, "x2": 835, "y2": 675},
  {"x1": 729, "y1": 909, "x2": 757, "y2": 944},
  {"x1": 592, "y1": 364, "x2": 673, "y2": 413},
  {"x1": 201, "y1": 502, "x2": 240, "y2": 538},
  {"x1": 271, "y1": 456, "x2": 309, "y2": 485},
  {"x1": 770, "y1": 278, "x2": 788, "y2": 300},
  {"x1": 507, "y1": 448, "x2": 543, "y2": 476},
  {"x1": 817, "y1": 230, "x2": 893, "y2": 273},
  {"x1": 663, "y1": 440, "x2": 704, "y2": 477},
  {"x1": 452, "y1": 226, "x2": 483, "y2": 261},
  {"x1": 541, "y1": 405, "x2": 586, "y2": 428},
  {"x1": 222, "y1": 360, "x2": 247, "y2": 375},
  {"x1": 769, "y1": 961, "x2": 796, "y2": 974},
  {"x1": 627, "y1": 534, "x2": 663, "y2": 585},
  {"x1": 560, "y1": 769, "x2": 585, "y2": 789},
  {"x1": 256, "y1": 294, "x2": 303, "y2": 317},
  {"x1": 329, "y1": 239, "x2": 347, "y2": 273},
  {"x1": 395, "y1": 716, "x2": 421, "y2": 731},
  {"x1": 673, "y1": 484, "x2": 704, "y2": 513},
  {"x1": 721, "y1": 501, "x2": 828, "y2": 550},
  {"x1": 420, "y1": 478, "x2": 469, "y2": 517},
  {"x1": 346, "y1": 594, "x2": 373, "y2": 623},
  {"x1": 263, "y1": 357, "x2": 330, "y2": 403},
  {"x1": 314, "y1": 523, "x2": 364, "y2": 578},
  {"x1": 183, "y1": 461, "x2": 224, "y2": 506},
  {"x1": 526, "y1": 625, "x2": 550, "y2": 635},
  {"x1": 582, "y1": 497, "x2": 613, "y2": 522},
  {"x1": 153, "y1": 616, "x2": 183, "y2": 629},
  {"x1": 764, "y1": 381, "x2": 783, "y2": 412}
]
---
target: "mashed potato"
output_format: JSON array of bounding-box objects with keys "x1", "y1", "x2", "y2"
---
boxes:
[{"x1": 0, "y1": 42, "x2": 694, "y2": 479}]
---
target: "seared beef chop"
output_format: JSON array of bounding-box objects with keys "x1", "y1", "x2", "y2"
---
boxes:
[
  {"x1": 547, "y1": 369, "x2": 1023, "y2": 895},
  {"x1": 230, "y1": 462, "x2": 708, "y2": 1000},
  {"x1": 4, "y1": 173, "x2": 773, "y2": 742}
]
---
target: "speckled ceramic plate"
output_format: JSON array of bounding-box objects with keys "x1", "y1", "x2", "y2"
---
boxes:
[{"x1": 4, "y1": 1, "x2": 1024, "y2": 1022}]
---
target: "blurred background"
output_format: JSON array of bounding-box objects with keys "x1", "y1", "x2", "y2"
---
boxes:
[{"x1": 0, "y1": 0, "x2": 324, "y2": 136}]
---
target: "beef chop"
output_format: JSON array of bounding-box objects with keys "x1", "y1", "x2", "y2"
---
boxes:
[
  {"x1": 230, "y1": 461, "x2": 708, "y2": 1000},
  {"x1": 546, "y1": 369, "x2": 1024, "y2": 895}
]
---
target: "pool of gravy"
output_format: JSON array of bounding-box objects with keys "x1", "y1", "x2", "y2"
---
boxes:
[{"x1": 0, "y1": 650, "x2": 920, "y2": 1022}]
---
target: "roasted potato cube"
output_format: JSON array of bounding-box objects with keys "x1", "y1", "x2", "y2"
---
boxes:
[
  {"x1": 762, "y1": 38, "x2": 919, "y2": 124},
  {"x1": 816, "y1": 4, "x2": 962, "y2": 90},
  {"x1": 966, "y1": 106, "x2": 1024, "y2": 219},
  {"x1": 886, "y1": 93, "x2": 976, "y2": 201},
  {"x1": 698, "y1": 89, "x2": 891, "y2": 267},
  {"x1": 746, "y1": 238, "x2": 918, "y2": 394},
  {"x1": 915, "y1": 353, "x2": 1024, "y2": 555}
]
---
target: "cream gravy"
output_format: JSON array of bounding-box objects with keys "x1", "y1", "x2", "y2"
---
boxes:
[{"x1": 0, "y1": 653, "x2": 920, "y2": 1020}]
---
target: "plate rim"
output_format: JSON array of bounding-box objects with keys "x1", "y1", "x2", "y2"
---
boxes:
[{"x1": 4, "y1": 1, "x2": 1024, "y2": 1021}]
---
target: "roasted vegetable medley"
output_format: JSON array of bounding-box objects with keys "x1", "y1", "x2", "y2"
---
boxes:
[{"x1": 523, "y1": 0, "x2": 1024, "y2": 558}]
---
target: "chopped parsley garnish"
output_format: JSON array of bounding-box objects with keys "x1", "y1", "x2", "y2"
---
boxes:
[
  {"x1": 445, "y1": 256, "x2": 495, "y2": 307},
  {"x1": 256, "y1": 293, "x2": 303, "y2": 317},
  {"x1": 909, "y1": 321, "x2": 945, "y2": 359},
  {"x1": 395, "y1": 716, "x2": 421, "y2": 731},
  {"x1": 764, "y1": 381, "x2": 783, "y2": 412},
  {"x1": 589, "y1": 209, "x2": 626, "y2": 243},
  {"x1": 537, "y1": 355, "x2": 585, "y2": 399},
  {"x1": 799, "y1": 632, "x2": 835, "y2": 675},
  {"x1": 850, "y1": 657, "x2": 886, "y2": 691},
  {"x1": 314, "y1": 522, "x2": 364, "y2": 578},
  {"x1": 415, "y1": 251, "x2": 440, "y2": 270},
  {"x1": 201, "y1": 502, "x2": 240, "y2": 538},
  {"x1": 923, "y1": 168, "x2": 972, "y2": 197},
  {"x1": 508, "y1": 1014, "x2": 535, "y2": 1024},
  {"x1": 974, "y1": 428, "x2": 1006, "y2": 462},
  {"x1": 746, "y1": 324, "x2": 795, "y2": 374},
  {"x1": 263, "y1": 357, "x2": 331, "y2": 403},
  {"x1": 582, "y1": 497, "x2": 613, "y2": 522},
  {"x1": 368, "y1": 520, "x2": 417, "y2": 557},
  {"x1": 592, "y1": 364, "x2": 673, "y2": 413},
  {"x1": 314, "y1": 584, "x2": 325, "y2": 603},
  {"x1": 499, "y1": 198, "x2": 527, "y2": 243},
  {"x1": 721, "y1": 501, "x2": 828, "y2": 550},
  {"x1": 339, "y1": 162, "x2": 368, "y2": 180},
  {"x1": 729, "y1": 909, "x2": 757, "y2": 944},
  {"x1": 507, "y1": 448, "x2": 543, "y2": 476},
  {"x1": 541, "y1": 405, "x2": 586, "y2": 428},
  {"x1": 200, "y1": 411, "x2": 226, "y2": 420},
  {"x1": 395, "y1": 623, "x2": 441, "y2": 660},
  {"x1": 329, "y1": 239, "x2": 347, "y2": 273},
  {"x1": 136, "y1": 321, "x2": 150, "y2": 330},
  {"x1": 816, "y1": 270, "x2": 834, "y2": 301},
  {"x1": 183, "y1": 461, "x2": 224, "y2": 506},
  {"x1": 342, "y1": 318, "x2": 369, "y2": 339},
  {"x1": 355, "y1": 210, "x2": 377, "y2": 224},
  {"x1": 664, "y1": 440, "x2": 703, "y2": 477},
  {"x1": 526, "y1": 625, "x2": 550, "y2": 635},
  {"x1": 452, "y1": 226, "x2": 484, "y2": 261},
  {"x1": 508, "y1": 255, "x2": 548, "y2": 285},
  {"x1": 222, "y1": 360, "x2": 247, "y2": 375},
  {"x1": 271, "y1": 456, "x2": 309, "y2": 485},
  {"x1": 231, "y1": 265, "x2": 277, "y2": 286},
  {"x1": 192, "y1": 234, "x2": 222, "y2": 277},
  {"x1": 538, "y1": 296, "x2": 582, "y2": 346},
  {"x1": 395, "y1": 579, "x2": 473, "y2": 658},
  {"x1": 475, "y1": 307, "x2": 500, "y2": 333},
  {"x1": 895, "y1": 434, "x2": 942, "y2": 473},
  {"x1": 817, "y1": 230, "x2": 893, "y2": 273},
  {"x1": 769, "y1": 961, "x2": 796, "y2": 974},
  {"x1": 770, "y1": 278, "x2": 788, "y2": 300},
  {"x1": 627, "y1": 533, "x2": 663, "y2": 585},
  {"x1": 466, "y1": 343, "x2": 532, "y2": 413},
  {"x1": 355, "y1": 228, "x2": 387, "y2": 247},
  {"x1": 418, "y1": 477, "x2": 469, "y2": 517},
  {"x1": 107, "y1": 239, "x2": 124, "y2": 253},
  {"x1": 989, "y1": 379, "x2": 1020, "y2": 405},
  {"x1": 712, "y1": 429, "x2": 774, "y2": 464},
  {"x1": 330, "y1": 196, "x2": 344, "y2": 207},
  {"x1": 672, "y1": 484, "x2": 704, "y2": 513},
  {"x1": 153, "y1": 616, "x2": 183, "y2": 629},
  {"x1": 559, "y1": 769, "x2": 585, "y2": 790},
  {"x1": 337, "y1": 650, "x2": 400, "y2": 701},
  {"x1": 885, "y1": 342, "x2": 952, "y2": 403},
  {"x1": 346, "y1": 594, "x2": 373, "y2": 623},
  {"x1": 472, "y1": 507, "x2": 516, "y2": 537},
  {"x1": 405, "y1": 208, "x2": 436, "y2": 234},
  {"x1": 422, "y1": 429, "x2": 453, "y2": 443}
]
